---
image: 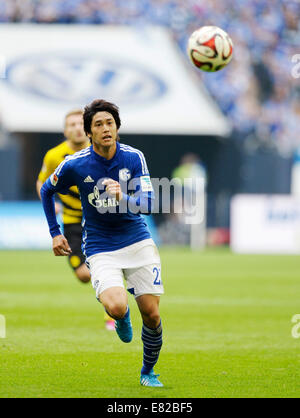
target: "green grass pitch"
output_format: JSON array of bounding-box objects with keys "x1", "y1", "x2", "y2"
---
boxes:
[{"x1": 0, "y1": 248, "x2": 300, "y2": 398}]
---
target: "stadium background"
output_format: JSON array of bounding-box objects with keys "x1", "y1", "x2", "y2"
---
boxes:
[
  {"x1": 1, "y1": 0, "x2": 300, "y2": 248},
  {"x1": 0, "y1": 0, "x2": 300, "y2": 399}
]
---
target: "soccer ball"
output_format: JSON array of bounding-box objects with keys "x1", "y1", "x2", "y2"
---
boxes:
[{"x1": 187, "y1": 26, "x2": 233, "y2": 72}]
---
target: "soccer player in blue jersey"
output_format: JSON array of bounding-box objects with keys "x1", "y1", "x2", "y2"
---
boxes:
[{"x1": 40, "y1": 99, "x2": 164, "y2": 387}]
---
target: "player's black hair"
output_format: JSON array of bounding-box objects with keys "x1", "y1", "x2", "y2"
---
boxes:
[{"x1": 83, "y1": 99, "x2": 121, "y2": 140}]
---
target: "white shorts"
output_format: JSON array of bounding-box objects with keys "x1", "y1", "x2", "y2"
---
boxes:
[{"x1": 87, "y1": 239, "x2": 164, "y2": 299}]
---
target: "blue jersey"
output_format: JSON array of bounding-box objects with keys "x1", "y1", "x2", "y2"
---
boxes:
[{"x1": 41, "y1": 142, "x2": 154, "y2": 258}]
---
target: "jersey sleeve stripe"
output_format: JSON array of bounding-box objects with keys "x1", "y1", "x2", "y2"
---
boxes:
[
  {"x1": 55, "y1": 150, "x2": 91, "y2": 176},
  {"x1": 120, "y1": 145, "x2": 148, "y2": 175}
]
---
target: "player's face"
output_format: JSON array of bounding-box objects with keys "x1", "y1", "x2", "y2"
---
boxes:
[
  {"x1": 89, "y1": 111, "x2": 118, "y2": 148},
  {"x1": 64, "y1": 114, "x2": 87, "y2": 145}
]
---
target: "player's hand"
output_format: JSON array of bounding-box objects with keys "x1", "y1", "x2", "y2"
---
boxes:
[
  {"x1": 102, "y1": 179, "x2": 123, "y2": 202},
  {"x1": 52, "y1": 235, "x2": 72, "y2": 257}
]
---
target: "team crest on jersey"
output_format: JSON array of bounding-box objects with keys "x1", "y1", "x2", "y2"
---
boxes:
[
  {"x1": 50, "y1": 173, "x2": 58, "y2": 186},
  {"x1": 119, "y1": 168, "x2": 131, "y2": 182}
]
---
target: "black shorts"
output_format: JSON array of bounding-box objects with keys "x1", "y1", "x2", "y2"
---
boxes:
[{"x1": 63, "y1": 223, "x2": 86, "y2": 271}]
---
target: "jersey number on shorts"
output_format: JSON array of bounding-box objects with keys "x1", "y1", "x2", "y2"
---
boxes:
[{"x1": 153, "y1": 267, "x2": 161, "y2": 285}]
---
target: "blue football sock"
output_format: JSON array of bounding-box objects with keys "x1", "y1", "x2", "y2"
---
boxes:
[{"x1": 141, "y1": 320, "x2": 163, "y2": 375}]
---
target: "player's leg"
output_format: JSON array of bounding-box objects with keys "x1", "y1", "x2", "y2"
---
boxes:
[
  {"x1": 124, "y1": 263, "x2": 164, "y2": 387},
  {"x1": 136, "y1": 294, "x2": 163, "y2": 387},
  {"x1": 99, "y1": 286, "x2": 128, "y2": 319},
  {"x1": 136, "y1": 294, "x2": 161, "y2": 329},
  {"x1": 88, "y1": 254, "x2": 132, "y2": 342},
  {"x1": 64, "y1": 224, "x2": 91, "y2": 283},
  {"x1": 74, "y1": 256, "x2": 115, "y2": 329},
  {"x1": 74, "y1": 263, "x2": 90, "y2": 283},
  {"x1": 65, "y1": 224, "x2": 115, "y2": 329},
  {"x1": 99, "y1": 287, "x2": 132, "y2": 342}
]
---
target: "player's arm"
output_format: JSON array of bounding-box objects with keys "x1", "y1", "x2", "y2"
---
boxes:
[
  {"x1": 37, "y1": 153, "x2": 62, "y2": 215},
  {"x1": 128, "y1": 151, "x2": 155, "y2": 214},
  {"x1": 40, "y1": 161, "x2": 74, "y2": 256},
  {"x1": 123, "y1": 178, "x2": 154, "y2": 214},
  {"x1": 37, "y1": 179, "x2": 62, "y2": 215},
  {"x1": 104, "y1": 152, "x2": 154, "y2": 214}
]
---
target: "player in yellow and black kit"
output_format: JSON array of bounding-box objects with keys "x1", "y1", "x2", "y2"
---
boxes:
[{"x1": 36, "y1": 109, "x2": 115, "y2": 331}]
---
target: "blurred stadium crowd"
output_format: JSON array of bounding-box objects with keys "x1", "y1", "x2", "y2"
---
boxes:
[{"x1": 0, "y1": 0, "x2": 299, "y2": 156}]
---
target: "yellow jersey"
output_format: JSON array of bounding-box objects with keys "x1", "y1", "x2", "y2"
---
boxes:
[{"x1": 38, "y1": 140, "x2": 90, "y2": 225}]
